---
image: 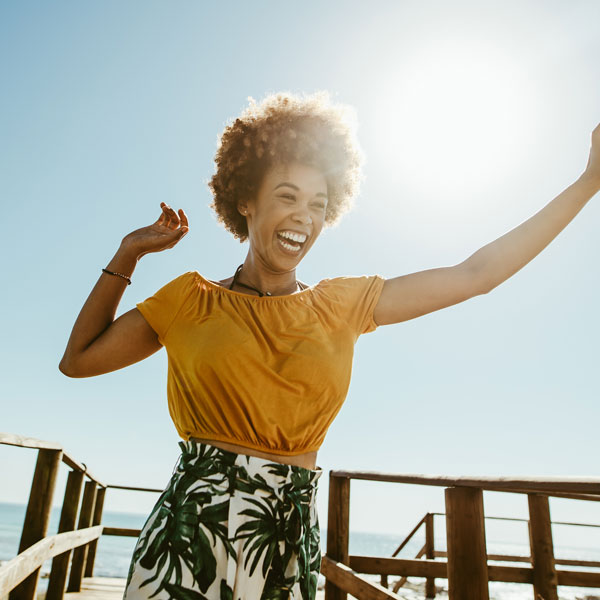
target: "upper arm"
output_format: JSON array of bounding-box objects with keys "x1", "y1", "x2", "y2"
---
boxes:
[
  {"x1": 372, "y1": 262, "x2": 485, "y2": 326},
  {"x1": 59, "y1": 308, "x2": 163, "y2": 377}
]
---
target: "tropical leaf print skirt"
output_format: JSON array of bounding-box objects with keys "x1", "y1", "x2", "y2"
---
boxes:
[{"x1": 123, "y1": 439, "x2": 323, "y2": 600}]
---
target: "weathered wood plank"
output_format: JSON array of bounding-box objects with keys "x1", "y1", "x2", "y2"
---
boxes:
[
  {"x1": 445, "y1": 486, "x2": 489, "y2": 600},
  {"x1": 0, "y1": 432, "x2": 63, "y2": 451},
  {"x1": 325, "y1": 475, "x2": 350, "y2": 600},
  {"x1": 391, "y1": 545, "x2": 426, "y2": 593},
  {"x1": 321, "y1": 557, "x2": 399, "y2": 600},
  {"x1": 101, "y1": 527, "x2": 141, "y2": 537},
  {"x1": 85, "y1": 487, "x2": 106, "y2": 577},
  {"x1": 62, "y1": 577, "x2": 127, "y2": 599},
  {"x1": 67, "y1": 482, "x2": 97, "y2": 593},
  {"x1": 47, "y1": 469, "x2": 85, "y2": 600},
  {"x1": 488, "y1": 565, "x2": 533, "y2": 583},
  {"x1": 10, "y1": 448, "x2": 62, "y2": 600},
  {"x1": 348, "y1": 555, "x2": 446, "y2": 578},
  {"x1": 0, "y1": 527, "x2": 103, "y2": 598},
  {"x1": 105, "y1": 484, "x2": 163, "y2": 493},
  {"x1": 556, "y1": 569, "x2": 600, "y2": 587},
  {"x1": 330, "y1": 471, "x2": 600, "y2": 494},
  {"x1": 425, "y1": 512, "x2": 435, "y2": 598},
  {"x1": 528, "y1": 493, "x2": 558, "y2": 600},
  {"x1": 55, "y1": 577, "x2": 327, "y2": 599}
]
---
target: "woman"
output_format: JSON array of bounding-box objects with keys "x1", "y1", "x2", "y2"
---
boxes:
[{"x1": 59, "y1": 91, "x2": 600, "y2": 600}]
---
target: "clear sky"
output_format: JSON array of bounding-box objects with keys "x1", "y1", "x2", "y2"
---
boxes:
[{"x1": 1, "y1": 0, "x2": 599, "y2": 551}]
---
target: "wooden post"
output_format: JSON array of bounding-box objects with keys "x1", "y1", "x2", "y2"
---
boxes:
[
  {"x1": 325, "y1": 474, "x2": 350, "y2": 600},
  {"x1": 46, "y1": 468, "x2": 84, "y2": 600},
  {"x1": 445, "y1": 486, "x2": 489, "y2": 600},
  {"x1": 425, "y1": 512, "x2": 436, "y2": 598},
  {"x1": 67, "y1": 480, "x2": 97, "y2": 592},
  {"x1": 528, "y1": 493, "x2": 558, "y2": 600},
  {"x1": 84, "y1": 485, "x2": 106, "y2": 576},
  {"x1": 9, "y1": 447, "x2": 62, "y2": 600}
]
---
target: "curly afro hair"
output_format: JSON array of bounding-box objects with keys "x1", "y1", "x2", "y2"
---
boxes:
[{"x1": 208, "y1": 90, "x2": 365, "y2": 242}]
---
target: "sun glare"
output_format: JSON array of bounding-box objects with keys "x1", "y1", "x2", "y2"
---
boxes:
[{"x1": 373, "y1": 38, "x2": 540, "y2": 205}]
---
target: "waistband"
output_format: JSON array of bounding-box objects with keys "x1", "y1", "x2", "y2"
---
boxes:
[{"x1": 177, "y1": 439, "x2": 323, "y2": 493}]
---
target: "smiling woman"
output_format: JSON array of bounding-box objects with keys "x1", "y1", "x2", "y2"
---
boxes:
[
  {"x1": 59, "y1": 86, "x2": 600, "y2": 600},
  {"x1": 58, "y1": 90, "x2": 389, "y2": 600},
  {"x1": 208, "y1": 91, "x2": 364, "y2": 243}
]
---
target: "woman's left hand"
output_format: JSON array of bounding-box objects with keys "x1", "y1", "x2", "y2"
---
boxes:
[{"x1": 581, "y1": 122, "x2": 600, "y2": 188}]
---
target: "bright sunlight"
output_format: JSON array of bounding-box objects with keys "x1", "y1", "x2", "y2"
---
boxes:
[{"x1": 373, "y1": 36, "x2": 541, "y2": 204}]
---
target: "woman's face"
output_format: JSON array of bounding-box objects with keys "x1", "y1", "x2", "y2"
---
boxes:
[{"x1": 239, "y1": 161, "x2": 328, "y2": 270}]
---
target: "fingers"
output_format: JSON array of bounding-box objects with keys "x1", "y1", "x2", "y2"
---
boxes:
[
  {"x1": 158, "y1": 202, "x2": 189, "y2": 233},
  {"x1": 159, "y1": 202, "x2": 179, "y2": 229},
  {"x1": 179, "y1": 208, "x2": 189, "y2": 232}
]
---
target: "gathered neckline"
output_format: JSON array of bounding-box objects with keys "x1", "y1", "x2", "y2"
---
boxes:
[{"x1": 193, "y1": 271, "x2": 321, "y2": 300}]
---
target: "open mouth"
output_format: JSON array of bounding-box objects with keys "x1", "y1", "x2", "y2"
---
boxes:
[{"x1": 276, "y1": 231, "x2": 307, "y2": 253}]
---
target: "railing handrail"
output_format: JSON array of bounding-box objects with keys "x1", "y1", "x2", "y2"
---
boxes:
[
  {"x1": 106, "y1": 483, "x2": 164, "y2": 493},
  {"x1": 1, "y1": 431, "x2": 105, "y2": 487},
  {"x1": 429, "y1": 511, "x2": 600, "y2": 528},
  {"x1": 331, "y1": 469, "x2": 600, "y2": 495},
  {"x1": 0, "y1": 430, "x2": 168, "y2": 599},
  {"x1": 0, "y1": 525, "x2": 103, "y2": 597}
]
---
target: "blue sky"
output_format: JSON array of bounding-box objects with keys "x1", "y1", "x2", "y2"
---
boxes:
[{"x1": 1, "y1": 0, "x2": 599, "y2": 550}]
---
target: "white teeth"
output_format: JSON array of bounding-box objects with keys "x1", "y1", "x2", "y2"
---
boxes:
[
  {"x1": 279, "y1": 230, "x2": 307, "y2": 243},
  {"x1": 278, "y1": 238, "x2": 302, "y2": 252}
]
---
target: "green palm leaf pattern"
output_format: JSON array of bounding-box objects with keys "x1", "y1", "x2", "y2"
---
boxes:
[{"x1": 124, "y1": 442, "x2": 322, "y2": 600}]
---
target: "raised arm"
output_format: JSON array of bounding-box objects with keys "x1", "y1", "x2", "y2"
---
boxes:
[
  {"x1": 374, "y1": 123, "x2": 600, "y2": 326},
  {"x1": 59, "y1": 203, "x2": 188, "y2": 377}
]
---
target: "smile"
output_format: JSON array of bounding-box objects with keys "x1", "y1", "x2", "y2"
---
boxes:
[
  {"x1": 277, "y1": 235, "x2": 303, "y2": 253},
  {"x1": 276, "y1": 230, "x2": 308, "y2": 254}
]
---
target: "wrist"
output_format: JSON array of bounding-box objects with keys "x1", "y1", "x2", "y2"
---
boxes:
[
  {"x1": 117, "y1": 240, "x2": 144, "y2": 262},
  {"x1": 108, "y1": 245, "x2": 140, "y2": 276},
  {"x1": 577, "y1": 171, "x2": 600, "y2": 195}
]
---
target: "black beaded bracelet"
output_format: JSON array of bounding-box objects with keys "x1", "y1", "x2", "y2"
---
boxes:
[{"x1": 102, "y1": 268, "x2": 132, "y2": 285}]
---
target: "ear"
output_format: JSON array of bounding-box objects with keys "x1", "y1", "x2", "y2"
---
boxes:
[{"x1": 237, "y1": 200, "x2": 248, "y2": 217}]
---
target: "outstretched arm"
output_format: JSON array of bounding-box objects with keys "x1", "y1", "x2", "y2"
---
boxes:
[{"x1": 374, "y1": 123, "x2": 600, "y2": 326}]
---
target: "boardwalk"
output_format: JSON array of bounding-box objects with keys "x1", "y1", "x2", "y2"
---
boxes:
[
  {"x1": 38, "y1": 577, "x2": 125, "y2": 599},
  {"x1": 35, "y1": 577, "x2": 327, "y2": 599},
  {"x1": 3, "y1": 432, "x2": 600, "y2": 600}
]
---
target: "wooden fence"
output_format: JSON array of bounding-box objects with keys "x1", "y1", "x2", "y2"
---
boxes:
[
  {"x1": 323, "y1": 470, "x2": 600, "y2": 600},
  {"x1": 3, "y1": 432, "x2": 600, "y2": 600},
  {"x1": 0, "y1": 432, "x2": 159, "y2": 600}
]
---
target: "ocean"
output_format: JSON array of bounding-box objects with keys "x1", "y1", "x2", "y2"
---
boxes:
[{"x1": 1, "y1": 502, "x2": 598, "y2": 599}]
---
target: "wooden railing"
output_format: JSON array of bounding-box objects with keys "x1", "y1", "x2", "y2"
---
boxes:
[
  {"x1": 323, "y1": 470, "x2": 600, "y2": 600},
  {"x1": 380, "y1": 512, "x2": 600, "y2": 596},
  {"x1": 4, "y1": 432, "x2": 600, "y2": 600},
  {"x1": 0, "y1": 432, "x2": 159, "y2": 600}
]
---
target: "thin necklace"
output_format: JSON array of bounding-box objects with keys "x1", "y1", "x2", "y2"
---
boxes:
[{"x1": 228, "y1": 264, "x2": 307, "y2": 297}]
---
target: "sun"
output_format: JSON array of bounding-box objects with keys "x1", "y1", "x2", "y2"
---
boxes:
[{"x1": 371, "y1": 37, "x2": 540, "y2": 206}]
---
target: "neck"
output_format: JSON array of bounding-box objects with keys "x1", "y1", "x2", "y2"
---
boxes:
[{"x1": 236, "y1": 254, "x2": 298, "y2": 296}]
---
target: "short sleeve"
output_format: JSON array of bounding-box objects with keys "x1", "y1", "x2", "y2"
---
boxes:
[
  {"x1": 136, "y1": 272, "x2": 196, "y2": 345},
  {"x1": 320, "y1": 274, "x2": 386, "y2": 338}
]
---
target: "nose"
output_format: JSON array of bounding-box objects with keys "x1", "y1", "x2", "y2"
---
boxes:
[{"x1": 292, "y1": 208, "x2": 312, "y2": 226}]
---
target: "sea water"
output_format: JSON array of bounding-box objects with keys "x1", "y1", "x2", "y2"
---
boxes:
[{"x1": 1, "y1": 502, "x2": 599, "y2": 599}]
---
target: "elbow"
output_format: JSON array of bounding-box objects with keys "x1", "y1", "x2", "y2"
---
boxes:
[
  {"x1": 476, "y1": 277, "x2": 496, "y2": 296},
  {"x1": 58, "y1": 357, "x2": 75, "y2": 377},
  {"x1": 59, "y1": 355, "x2": 83, "y2": 378},
  {"x1": 463, "y1": 261, "x2": 496, "y2": 297}
]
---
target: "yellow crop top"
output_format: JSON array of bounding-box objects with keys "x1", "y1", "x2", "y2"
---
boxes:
[{"x1": 136, "y1": 271, "x2": 386, "y2": 455}]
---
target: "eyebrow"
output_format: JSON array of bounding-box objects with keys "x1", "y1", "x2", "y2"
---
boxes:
[{"x1": 273, "y1": 182, "x2": 328, "y2": 199}]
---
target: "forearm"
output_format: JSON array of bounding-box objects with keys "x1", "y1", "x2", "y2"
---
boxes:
[
  {"x1": 466, "y1": 174, "x2": 600, "y2": 293},
  {"x1": 60, "y1": 245, "x2": 139, "y2": 368}
]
